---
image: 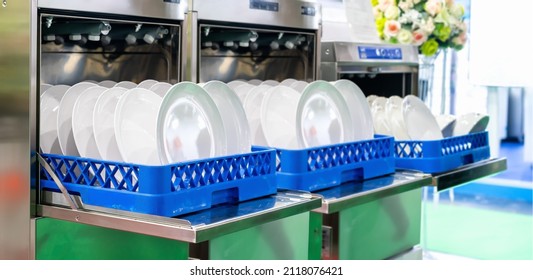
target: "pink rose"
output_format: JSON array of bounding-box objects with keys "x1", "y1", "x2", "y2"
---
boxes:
[
  {"x1": 384, "y1": 20, "x2": 401, "y2": 38},
  {"x1": 378, "y1": 0, "x2": 395, "y2": 12},
  {"x1": 412, "y1": 30, "x2": 427, "y2": 46}
]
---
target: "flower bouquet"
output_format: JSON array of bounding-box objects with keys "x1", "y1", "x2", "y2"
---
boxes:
[{"x1": 371, "y1": 0, "x2": 467, "y2": 57}]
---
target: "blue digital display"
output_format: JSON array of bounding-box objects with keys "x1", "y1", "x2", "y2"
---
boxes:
[
  {"x1": 250, "y1": 0, "x2": 279, "y2": 12},
  {"x1": 358, "y1": 46, "x2": 402, "y2": 60}
]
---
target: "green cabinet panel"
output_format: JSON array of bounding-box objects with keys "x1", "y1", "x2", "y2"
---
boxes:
[
  {"x1": 35, "y1": 218, "x2": 188, "y2": 260},
  {"x1": 338, "y1": 188, "x2": 422, "y2": 260},
  {"x1": 208, "y1": 212, "x2": 314, "y2": 260}
]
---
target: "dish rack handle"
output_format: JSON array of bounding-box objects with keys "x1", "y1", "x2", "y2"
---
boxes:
[{"x1": 37, "y1": 153, "x2": 81, "y2": 211}]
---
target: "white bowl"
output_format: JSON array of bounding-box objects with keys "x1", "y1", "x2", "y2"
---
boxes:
[
  {"x1": 260, "y1": 85, "x2": 301, "y2": 149},
  {"x1": 233, "y1": 84, "x2": 255, "y2": 104},
  {"x1": 71, "y1": 86, "x2": 108, "y2": 159},
  {"x1": 97, "y1": 80, "x2": 117, "y2": 88},
  {"x1": 453, "y1": 112, "x2": 490, "y2": 136},
  {"x1": 114, "y1": 88, "x2": 163, "y2": 165},
  {"x1": 296, "y1": 81, "x2": 353, "y2": 148},
  {"x1": 40, "y1": 85, "x2": 70, "y2": 154},
  {"x1": 331, "y1": 80, "x2": 374, "y2": 141},
  {"x1": 290, "y1": 81, "x2": 309, "y2": 93},
  {"x1": 261, "y1": 80, "x2": 280, "y2": 86},
  {"x1": 280, "y1": 78, "x2": 297, "y2": 86},
  {"x1": 40, "y1": 83, "x2": 53, "y2": 96},
  {"x1": 202, "y1": 80, "x2": 252, "y2": 154},
  {"x1": 247, "y1": 79, "x2": 263, "y2": 85},
  {"x1": 402, "y1": 95, "x2": 443, "y2": 140},
  {"x1": 93, "y1": 87, "x2": 129, "y2": 161},
  {"x1": 435, "y1": 114, "x2": 457, "y2": 138},
  {"x1": 156, "y1": 82, "x2": 227, "y2": 164},
  {"x1": 227, "y1": 80, "x2": 248, "y2": 90},
  {"x1": 57, "y1": 82, "x2": 99, "y2": 156},
  {"x1": 367, "y1": 94, "x2": 378, "y2": 105}
]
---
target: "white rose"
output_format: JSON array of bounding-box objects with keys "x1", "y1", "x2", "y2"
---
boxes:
[
  {"x1": 398, "y1": 0, "x2": 414, "y2": 12},
  {"x1": 450, "y1": 4, "x2": 465, "y2": 18},
  {"x1": 420, "y1": 18, "x2": 435, "y2": 34},
  {"x1": 397, "y1": 29, "x2": 414, "y2": 44},
  {"x1": 384, "y1": 5, "x2": 400, "y2": 19},
  {"x1": 378, "y1": 0, "x2": 395, "y2": 12},
  {"x1": 424, "y1": 0, "x2": 443, "y2": 16}
]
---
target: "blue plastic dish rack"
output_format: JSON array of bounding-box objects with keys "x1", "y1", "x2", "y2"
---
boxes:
[
  {"x1": 39, "y1": 149, "x2": 277, "y2": 217},
  {"x1": 394, "y1": 131, "x2": 490, "y2": 174},
  {"x1": 271, "y1": 135, "x2": 395, "y2": 192}
]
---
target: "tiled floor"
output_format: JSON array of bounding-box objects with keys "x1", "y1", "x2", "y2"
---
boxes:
[{"x1": 422, "y1": 140, "x2": 533, "y2": 260}]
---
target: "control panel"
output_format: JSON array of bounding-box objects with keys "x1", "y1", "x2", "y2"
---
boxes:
[{"x1": 358, "y1": 46, "x2": 402, "y2": 60}]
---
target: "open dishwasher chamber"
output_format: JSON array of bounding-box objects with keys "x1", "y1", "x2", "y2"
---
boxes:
[
  {"x1": 184, "y1": 0, "x2": 322, "y2": 83},
  {"x1": 38, "y1": 0, "x2": 186, "y2": 85}
]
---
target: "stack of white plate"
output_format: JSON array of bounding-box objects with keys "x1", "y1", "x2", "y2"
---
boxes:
[
  {"x1": 368, "y1": 94, "x2": 490, "y2": 140},
  {"x1": 40, "y1": 79, "x2": 251, "y2": 166},
  {"x1": 228, "y1": 79, "x2": 375, "y2": 149}
]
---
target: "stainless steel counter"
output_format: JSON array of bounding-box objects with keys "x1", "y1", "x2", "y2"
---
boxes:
[
  {"x1": 430, "y1": 158, "x2": 507, "y2": 191},
  {"x1": 37, "y1": 190, "x2": 321, "y2": 244},
  {"x1": 313, "y1": 170, "x2": 432, "y2": 214}
]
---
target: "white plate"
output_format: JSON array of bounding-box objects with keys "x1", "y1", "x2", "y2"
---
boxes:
[
  {"x1": 114, "y1": 81, "x2": 137, "y2": 89},
  {"x1": 98, "y1": 80, "x2": 117, "y2": 88},
  {"x1": 402, "y1": 95, "x2": 443, "y2": 140},
  {"x1": 386, "y1": 95, "x2": 410, "y2": 140},
  {"x1": 202, "y1": 80, "x2": 252, "y2": 154},
  {"x1": 114, "y1": 88, "x2": 163, "y2": 165},
  {"x1": 296, "y1": 81, "x2": 354, "y2": 148},
  {"x1": 435, "y1": 114, "x2": 457, "y2": 138},
  {"x1": 227, "y1": 80, "x2": 248, "y2": 90},
  {"x1": 371, "y1": 97, "x2": 393, "y2": 136},
  {"x1": 156, "y1": 82, "x2": 227, "y2": 164},
  {"x1": 290, "y1": 81, "x2": 309, "y2": 93},
  {"x1": 247, "y1": 79, "x2": 262, "y2": 85},
  {"x1": 57, "y1": 82, "x2": 99, "y2": 156},
  {"x1": 40, "y1": 83, "x2": 53, "y2": 96},
  {"x1": 261, "y1": 80, "x2": 280, "y2": 86},
  {"x1": 72, "y1": 86, "x2": 108, "y2": 159},
  {"x1": 149, "y1": 82, "x2": 172, "y2": 97},
  {"x1": 331, "y1": 80, "x2": 374, "y2": 141},
  {"x1": 261, "y1": 85, "x2": 300, "y2": 149},
  {"x1": 453, "y1": 112, "x2": 490, "y2": 136},
  {"x1": 40, "y1": 85, "x2": 70, "y2": 154},
  {"x1": 280, "y1": 78, "x2": 297, "y2": 86},
  {"x1": 243, "y1": 85, "x2": 272, "y2": 146},
  {"x1": 367, "y1": 94, "x2": 378, "y2": 105},
  {"x1": 93, "y1": 87, "x2": 129, "y2": 161},
  {"x1": 233, "y1": 84, "x2": 255, "y2": 104},
  {"x1": 137, "y1": 79, "x2": 158, "y2": 89}
]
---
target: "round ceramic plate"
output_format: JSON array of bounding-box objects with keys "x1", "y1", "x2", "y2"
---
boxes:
[
  {"x1": 57, "y1": 82, "x2": 99, "y2": 156},
  {"x1": 93, "y1": 87, "x2": 129, "y2": 161},
  {"x1": 247, "y1": 79, "x2": 262, "y2": 85},
  {"x1": 149, "y1": 82, "x2": 172, "y2": 97},
  {"x1": 40, "y1": 83, "x2": 53, "y2": 96},
  {"x1": 114, "y1": 81, "x2": 137, "y2": 89},
  {"x1": 40, "y1": 85, "x2": 70, "y2": 154},
  {"x1": 402, "y1": 95, "x2": 443, "y2": 140},
  {"x1": 452, "y1": 112, "x2": 489, "y2": 136},
  {"x1": 227, "y1": 80, "x2": 248, "y2": 90},
  {"x1": 371, "y1": 97, "x2": 393, "y2": 136},
  {"x1": 114, "y1": 88, "x2": 163, "y2": 165},
  {"x1": 296, "y1": 81, "x2": 353, "y2": 148},
  {"x1": 290, "y1": 81, "x2": 309, "y2": 93},
  {"x1": 386, "y1": 95, "x2": 410, "y2": 140},
  {"x1": 156, "y1": 82, "x2": 227, "y2": 164},
  {"x1": 98, "y1": 80, "x2": 117, "y2": 88},
  {"x1": 280, "y1": 78, "x2": 297, "y2": 86},
  {"x1": 72, "y1": 86, "x2": 108, "y2": 159},
  {"x1": 233, "y1": 84, "x2": 255, "y2": 104},
  {"x1": 202, "y1": 80, "x2": 252, "y2": 154},
  {"x1": 137, "y1": 79, "x2": 158, "y2": 89},
  {"x1": 243, "y1": 84, "x2": 272, "y2": 146},
  {"x1": 260, "y1": 85, "x2": 301, "y2": 149},
  {"x1": 261, "y1": 80, "x2": 280, "y2": 86},
  {"x1": 367, "y1": 94, "x2": 378, "y2": 105},
  {"x1": 435, "y1": 114, "x2": 457, "y2": 138},
  {"x1": 331, "y1": 80, "x2": 374, "y2": 141}
]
